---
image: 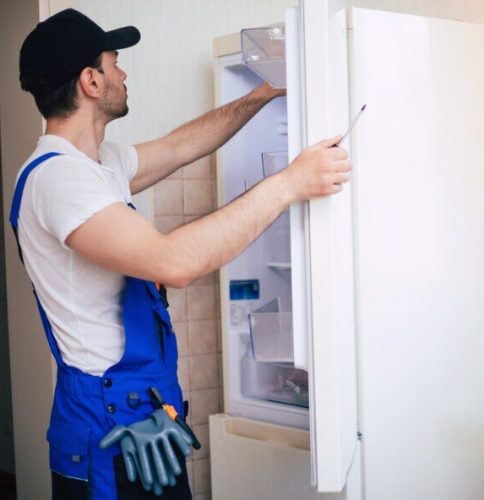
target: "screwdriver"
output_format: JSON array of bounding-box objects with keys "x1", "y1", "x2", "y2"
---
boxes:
[
  {"x1": 333, "y1": 104, "x2": 367, "y2": 147},
  {"x1": 148, "y1": 387, "x2": 201, "y2": 450}
]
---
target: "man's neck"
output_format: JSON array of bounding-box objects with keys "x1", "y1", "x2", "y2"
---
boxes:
[{"x1": 45, "y1": 109, "x2": 106, "y2": 163}]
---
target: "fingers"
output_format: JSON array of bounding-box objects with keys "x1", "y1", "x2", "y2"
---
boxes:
[
  {"x1": 137, "y1": 443, "x2": 154, "y2": 487},
  {"x1": 332, "y1": 159, "x2": 352, "y2": 173},
  {"x1": 329, "y1": 147, "x2": 350, "y2": 162},
  {"x1": 99, "y1": 425, "x2": 128, "y2": 448},
  {"x1": 150, "y1": 441, "x2": 170, "y2": 486},
  {"x1": 332, "y1": 172, "x2": 351, "y2": 185},
  {"x1": 167, "y1": 427, "x2": 192, "y2": 456},
  {"x1": 329, "y1": 184, "x2": 344, "y2": 194},
  {"x1": 153, "y1": 481, "x2": 164, "y2": 496},
  {"x1": 160, "y1": 435, "x2": 182, "y2": 476},
  {"x1": 163, "y1": 453, "x2": 177, "y2": 487},
  {"x1": 130, "y1": 447, "x2": 151, "y2": 491},
  {"x1": 123, "y1": 450, "x2": 138, "y2": 482},
  {"x1": 318, "y1": 135, "x2": 342, "y2": 148}
]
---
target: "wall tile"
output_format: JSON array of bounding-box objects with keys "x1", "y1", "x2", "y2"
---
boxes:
[
  {"x1": 165, "y1": 169, "x2": 182, "y2": 180},
  {"x1": 219, "y1": 387, "x2": 224, "y2": 413},
  {"x1": 194, "y1": 458, "x2": 211, "y2": 495},
  {"x1": 194, "y1": 494, "x2": 211, "y2": 500},
  {"x1": 154, "y1": 179, "x2": 183, "y2": 215},
  {"x1": 192, "y1": 271, "x2": 215, "y2": 286},
  {"x1": 187, "y1": 285, "x2": 216, "y2": 321},
  {"x1": 167, "y1": 287, "x2": 187, "y2": 322},
  {"x1": 215, "y1": 284, "x2": 221, "y2": 319},
  {"x1": 173, "y1": 321, "x2": 189, "y2": 357},
  {"x1": 211, "y1": 160, "x2": 217, "y2": 182},
  {"x1": 190, "y1": 388, "x2": 220, "y2": 425},
  {"x1": 183, "y1": 180, "x2": 214, "y2": 215},
  {"x1": 178, "y1": 357, "x2": 190, "y2": 393},
  {"x1": 183, "y1": 155, "x2": 212, "y2": 180},
  {"x1": 216, "y1": 320, "x2": 222, "y2": 352},
  {"x1": 192, "y1": 424, "x2": 210, "y2": 460},
  {"x1": 154, "y1": 215, "x2": 184, "y2": 234},
  {"x1": 190, "y1": 353, "x2": 218, "y2": 391},
  {"x1": 184, "y1": 215, "x2": 200, "y2": 224},
  {"x1": 217, "y1": 354, "x2": 223, "y2": 387},
  {"x1": 189, "y1": 319, "x2": 218, "y2": 355}
]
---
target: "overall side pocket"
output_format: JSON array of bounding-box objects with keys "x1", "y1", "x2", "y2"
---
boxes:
[{"x1": 47, "y1": 418, "x2": 91, "y2": 481}]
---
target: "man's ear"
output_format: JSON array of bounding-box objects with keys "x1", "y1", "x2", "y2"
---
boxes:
[{"x1": 78, "y1": 67, "x2": 103, "y2": 98}]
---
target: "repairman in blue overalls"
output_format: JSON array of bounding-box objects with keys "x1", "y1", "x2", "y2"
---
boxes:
[{"x1": 11, "y1": 8, "x2": 351, "y2": 500}]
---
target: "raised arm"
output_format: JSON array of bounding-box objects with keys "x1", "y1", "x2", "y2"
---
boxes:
[
  {"x1": 67, "y1": 136, "x2": 349, "y2": 288},
  {"x1": 130, "y1": 82, "x2": 285, "y2": 194}
]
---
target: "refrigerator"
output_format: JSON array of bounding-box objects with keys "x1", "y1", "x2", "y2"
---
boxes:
[{"x1": 210, "y1": 2, "x2": 484, "y2": 499}]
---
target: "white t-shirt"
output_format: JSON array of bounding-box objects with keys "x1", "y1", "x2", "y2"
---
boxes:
[{"x1": 16, "y1": 134, "x2": 138, "y2": 376}]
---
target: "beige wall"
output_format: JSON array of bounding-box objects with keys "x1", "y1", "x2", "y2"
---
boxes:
[
  {"x1": 0, "y1": 0, "x2": 55, "y2": 499},
  {"x1": 2, "y1": 1, "x2": 484, "y2": 499}
]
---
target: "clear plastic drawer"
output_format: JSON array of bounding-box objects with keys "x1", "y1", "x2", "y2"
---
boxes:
[
  {"x1": 248, "y1": 298, "x2": 293, "y2": 363},
  {"x1": 241, "y1": 25, "x2": 286, "y2": 88},
  {"x1": 241, "y1": 356, "x2": 308, "y2": 408}
]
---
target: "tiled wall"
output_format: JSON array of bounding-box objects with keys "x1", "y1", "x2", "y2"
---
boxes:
[{"x1": 154, "y1": 154, "x2": 221, "y2": 498}]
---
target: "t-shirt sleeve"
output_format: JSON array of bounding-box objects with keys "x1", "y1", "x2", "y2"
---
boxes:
[
  {"x1": 31, "y1": 156, "x2": 122, "y2": 249},
  {"x1": 100, "y1": 141, "x2": 138, "y2": 182}
]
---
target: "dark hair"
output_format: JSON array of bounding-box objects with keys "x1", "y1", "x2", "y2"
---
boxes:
[{"x1": 20, "y1": 54, "x2": 103, "y2": 119}]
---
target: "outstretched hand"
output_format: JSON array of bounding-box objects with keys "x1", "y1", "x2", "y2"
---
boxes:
[{"x1": 255, "y1": 81, "x2": 287, "y2": 100}]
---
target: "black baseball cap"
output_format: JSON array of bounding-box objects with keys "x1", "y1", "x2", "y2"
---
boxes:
[{"x1": 19, "y1": 8, "x2": 140, "y2": 98}]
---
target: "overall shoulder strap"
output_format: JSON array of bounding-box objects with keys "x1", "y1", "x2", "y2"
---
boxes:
[
  {"x1": 9, "y1": 152, "x2": 62, "y2": 262},
  {"x1": 8, "y1": 152, "x2": 67, "y2": 366}
]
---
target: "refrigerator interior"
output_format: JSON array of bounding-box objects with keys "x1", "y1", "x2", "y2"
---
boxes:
[{"x1": 218, "y1": 52, "x2": 309, "y2": 429}]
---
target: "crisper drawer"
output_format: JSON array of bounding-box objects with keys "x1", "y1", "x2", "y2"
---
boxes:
[{"x1": 240, "y1": 356, "x2": 308, "y2": 407}]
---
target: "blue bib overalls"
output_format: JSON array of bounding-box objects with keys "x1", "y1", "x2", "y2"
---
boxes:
[{"x1": 10, "y1": 153, "x2": 190, "y2": 499}]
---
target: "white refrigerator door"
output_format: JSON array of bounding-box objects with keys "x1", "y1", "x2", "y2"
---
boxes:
[
  {"x1": 289, "y1": 1, "x2": 359, "y2": 493},
  {"x1": 350, "y1": 8, "x2": 484, "y2": 499}
]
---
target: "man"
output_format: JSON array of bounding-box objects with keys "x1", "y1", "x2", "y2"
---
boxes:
[{"x1": 12, "y1": 8, "x2": 351, "y2": 500}]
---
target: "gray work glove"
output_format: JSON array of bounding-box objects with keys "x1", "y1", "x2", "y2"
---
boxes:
[{"x1": 99, "y1": 409, "x2": 193, "y2": 496}]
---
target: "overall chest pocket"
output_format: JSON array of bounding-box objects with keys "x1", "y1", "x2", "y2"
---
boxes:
[{"x1": 47, "y1": 418, "x2": 91, "y2": 481}]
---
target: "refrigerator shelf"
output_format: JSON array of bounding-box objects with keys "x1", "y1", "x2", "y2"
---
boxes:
[{"x1": 267, "y1": 262, "x2": 291, "y2": 270}]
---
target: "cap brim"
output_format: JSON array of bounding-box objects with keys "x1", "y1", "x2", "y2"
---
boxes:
[{"x1": 104, "y1": 26, "x2": 140, "y2": 50}]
